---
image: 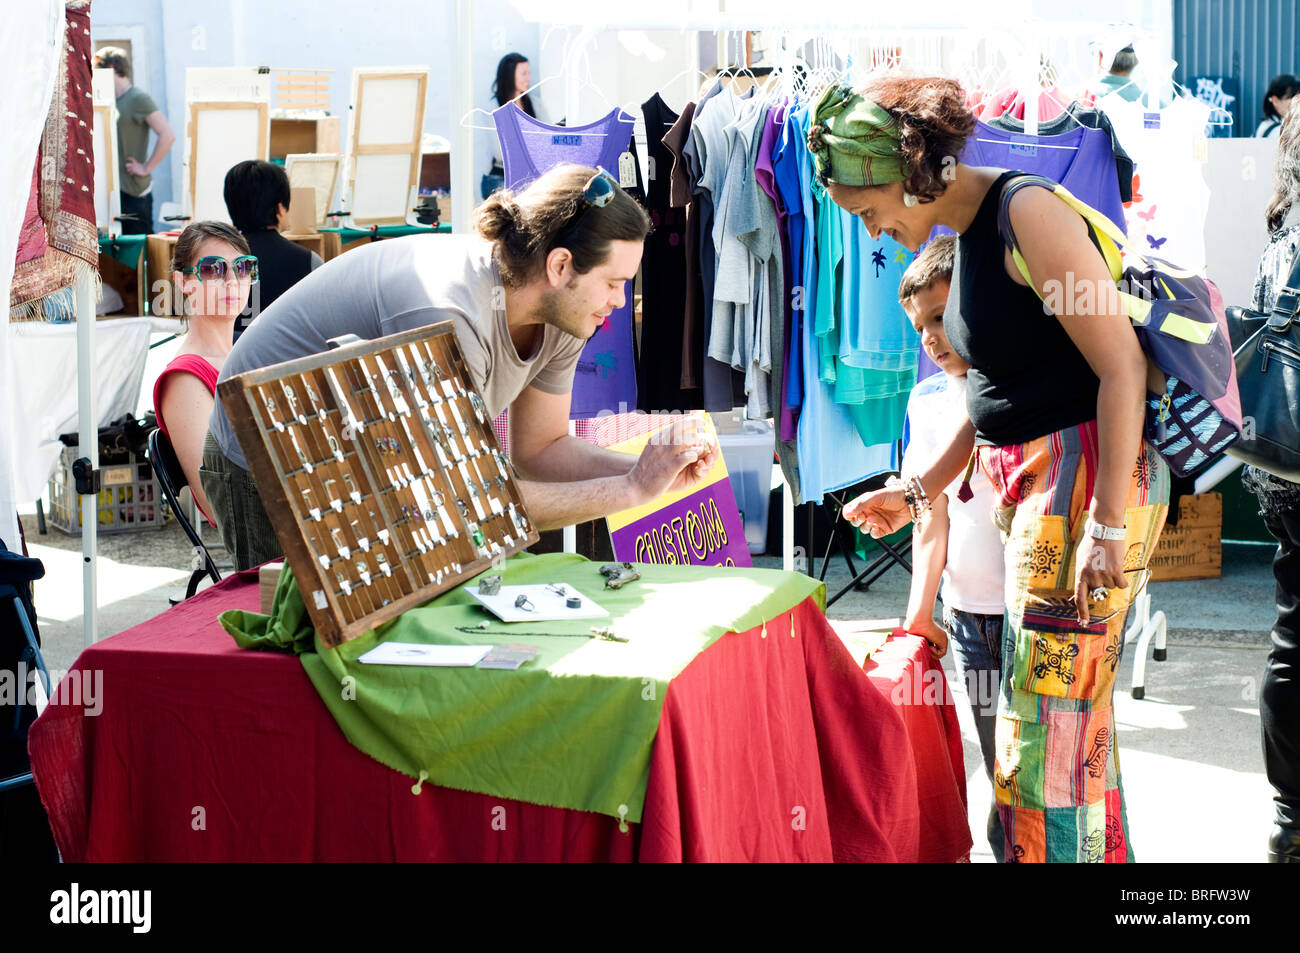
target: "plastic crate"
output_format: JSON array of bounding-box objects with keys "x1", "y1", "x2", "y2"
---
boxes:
[
  {"x1": 47, "y1": 445, "x2": 166, "y2": 535},
  {"x1": 718, "y1": 420, "x2": 776, "y2": 556}
]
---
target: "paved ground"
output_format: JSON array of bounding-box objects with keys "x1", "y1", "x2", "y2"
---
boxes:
[{"x1": 19, "y1": 501, "x2": 1280, "y2": 863}]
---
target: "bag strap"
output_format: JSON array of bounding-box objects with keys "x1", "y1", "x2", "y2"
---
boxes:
[
  {"x1": 1268, "y1": 243, "x2": 1300, "y2": 330},
  {"x1": 996, "y1": 174, "x2": 1124, "y2": 277},
  {"x1": 996, "y1": 173, "x2": 1217, "y2": 345}
]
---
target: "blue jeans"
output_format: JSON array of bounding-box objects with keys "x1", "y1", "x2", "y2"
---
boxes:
[{"x1": 942, "y1": 605, "x2": 1006, "y2": 861}]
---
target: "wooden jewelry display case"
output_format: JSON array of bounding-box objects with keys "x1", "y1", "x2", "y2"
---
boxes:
[{"x1": 218, "y1": 322, "x2": 539, "y2": 647}]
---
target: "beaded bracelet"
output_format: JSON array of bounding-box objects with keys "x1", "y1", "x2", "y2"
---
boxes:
[{"x1": 903, "y1": 474, "x2": 931, "y2": 523}]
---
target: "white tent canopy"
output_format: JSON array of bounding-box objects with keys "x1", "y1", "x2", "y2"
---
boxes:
[{"x1": 0, "y1": 0, "x2": 64, "y2": 550}]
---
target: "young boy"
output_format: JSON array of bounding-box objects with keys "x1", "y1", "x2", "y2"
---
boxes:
[{"x1": 897, "y1": 235, "x2": 1007, "y2": 860}]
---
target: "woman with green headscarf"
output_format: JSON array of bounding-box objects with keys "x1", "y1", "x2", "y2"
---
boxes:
[{"x1": 828, "y1": 76, "x2": 1167, "y2": 864}]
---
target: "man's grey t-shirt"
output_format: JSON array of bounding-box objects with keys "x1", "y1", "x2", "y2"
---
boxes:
[{"x1": 210, "y1": 234, "x2": 585, "y2": 470}]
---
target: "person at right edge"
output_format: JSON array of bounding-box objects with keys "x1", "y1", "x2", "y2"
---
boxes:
[
  {"x1": 827, "y1": 77, "x2": 1168, "y2": 863},
  {"x1": 1245, "y1": 106, "x2": 1300, "y2": 863}
]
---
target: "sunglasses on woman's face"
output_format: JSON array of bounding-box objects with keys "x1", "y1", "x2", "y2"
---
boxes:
[{"x1": 182, "y1": 255, "x2": 259, "y2": 282}]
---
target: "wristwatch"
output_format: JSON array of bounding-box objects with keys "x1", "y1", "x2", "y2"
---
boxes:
[{"x1": 1087, "y1": 519, "x2": 1127, "y2": 542}]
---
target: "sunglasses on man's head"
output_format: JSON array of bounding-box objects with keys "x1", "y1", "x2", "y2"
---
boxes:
[
  {"x1": 552, "y1": 168, "x2": 619, "y2": 249},
  {"x1": 578, "y1": 167, "x2": 618, "y2": 209},
  {"x1": 182, "y1": 255, "x2": 259, "y2": 282}
]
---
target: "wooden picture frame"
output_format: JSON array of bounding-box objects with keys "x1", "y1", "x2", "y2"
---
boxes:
[
  {"x1": 345, "y1": 67, "x2": 428, "y2": 226},
  {"x1": 186, "y1": 100, "x2": 269, "y2": 223},
  {"x1": 91, "y1": 103, "x2": 119, "y2": 233},
  {"x1": 218, "y1": 323, "x2": 540, "y2": 647},
  {"x1": 285, "y1": 153, "x2": 341, "y2": 226}
]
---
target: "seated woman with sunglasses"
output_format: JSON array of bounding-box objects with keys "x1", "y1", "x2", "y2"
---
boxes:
[
  {"x1": 823, "y1": 78, "x2": 1168, "y2": 863},
  {"x1": 153, "y1": 221, "x2": 257, "y2": 521}
]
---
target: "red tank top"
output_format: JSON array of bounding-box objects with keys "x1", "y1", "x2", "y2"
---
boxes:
[
  {"x1": 152, "y1": 353, "x2": 220, "y2": 441},
  {"x1": 153, "y1": 353, "x2": 220, "y2": 524}
]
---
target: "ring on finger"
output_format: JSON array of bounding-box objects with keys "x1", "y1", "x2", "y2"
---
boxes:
[{"x1": 1090, "y1": 586, "x2": 1109, "y2": 602}]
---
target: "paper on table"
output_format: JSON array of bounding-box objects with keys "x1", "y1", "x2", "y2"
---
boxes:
[
  {"x1": 467, "y1": 583, "x2": 610, "y2": 623},
  {"x1": 358, "y1": 642, "x2": 492, "y2": 667}
]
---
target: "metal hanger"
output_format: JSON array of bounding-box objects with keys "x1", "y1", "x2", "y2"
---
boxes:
[{"x1": 459, "y1": 67, "x2": 567, "y2": 132}]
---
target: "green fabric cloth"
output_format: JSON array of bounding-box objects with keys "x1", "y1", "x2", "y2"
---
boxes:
[
  {"x1": 115, "y1": 85, "x2": 159, "y2": 197},
  {"x1": 808, "y1": 85, "x2": 907, "y2": 187},
  {"x1": 220, "y1": 552, "x2": 825, "y2": 822},
  {"x1": 222, "y1": 563, "x2": 317, "y2": 656},
  {"x1": 319, "y1": 223, "x2": 451, "y2": 241},
  {"x1": 97, "y1": 234, "x2": 147, "y2": 269}
]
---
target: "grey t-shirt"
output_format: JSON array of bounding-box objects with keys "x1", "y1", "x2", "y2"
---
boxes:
[{"x1": 210, "y1": 234, "x2": 585, "y2": 469}]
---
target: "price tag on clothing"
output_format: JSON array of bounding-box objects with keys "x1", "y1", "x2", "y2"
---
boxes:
[
  {"x1": 1143, "y1": 111, "x2": 1162, "y2": 129},
  {"x1": 618, "y1": 151, "x2": 637, "y2": 188},
  {"x1": 647, "y1": 155, "x2": 657, "y2": 182},
  {"x1": 1193, "y1": 137, "x2": 1209, "y2": 163},
  {"x1": 1008, "y1": 134, "x2": 1038, "y2": 158}
]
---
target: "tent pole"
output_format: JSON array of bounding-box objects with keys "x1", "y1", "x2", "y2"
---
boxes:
[
  {"x1": 561, "y1": 26, "x2": 596, "y2": 557},
  {"x1": 76, "y1": 268, "x2": 97, "y2": 646},
  {"x1": 452, "y1": 0, "x2": 475, "y2": 235}
]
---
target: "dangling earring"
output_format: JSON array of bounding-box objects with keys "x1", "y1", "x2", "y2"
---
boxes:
[{"x1": 903, "y1": 191, "x2": 918, "y2": 208}]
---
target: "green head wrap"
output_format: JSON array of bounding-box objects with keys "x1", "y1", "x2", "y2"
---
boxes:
[{"x1": 807, "y1": 85, "x2": 908, "y2": 187}]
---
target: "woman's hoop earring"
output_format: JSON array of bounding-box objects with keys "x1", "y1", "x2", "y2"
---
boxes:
[{"x1": 903, "y1": 191, "x2": 918, "y2": 208}]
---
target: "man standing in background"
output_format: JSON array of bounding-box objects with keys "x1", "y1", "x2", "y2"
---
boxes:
[
  {"x1": 94, "y1": 47, "x2": 175, "y2": 235},
  {"x1": 1094, "y1": 44, "x2": 1143, "y2": 102}
]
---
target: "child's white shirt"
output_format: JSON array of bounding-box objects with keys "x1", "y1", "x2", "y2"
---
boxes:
[{"x1": 901, "y1": 372, "x2": 1005, "y2": 615}]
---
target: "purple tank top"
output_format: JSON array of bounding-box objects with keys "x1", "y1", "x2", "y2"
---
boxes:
[
  {"x1": 494, "y1": 106, "x2": 639, "y2": 418},
  {"x1": 958, "y1": 119, "x2": 1125, "y2": 230}
]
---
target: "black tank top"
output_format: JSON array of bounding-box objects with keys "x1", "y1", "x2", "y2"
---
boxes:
[{"x1": 944, "y1": 171, "x2": 1101, "y2": 446}]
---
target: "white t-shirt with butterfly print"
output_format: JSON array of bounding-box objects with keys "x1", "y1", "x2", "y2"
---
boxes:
[{"x1": 1098, "y1": 94, "x2": 1213, "y2": 274}]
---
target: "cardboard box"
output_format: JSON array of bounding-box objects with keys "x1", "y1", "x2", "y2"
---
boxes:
[
  {"x1": 287, "y1": 187, "x2": 317, "y2": 234},
  {"x1": 1150, "y1": 493, "x2": 1222, "y2": 581},
  {"x1": 259, "y1": 562, "x2": 284, "y2": 615}
]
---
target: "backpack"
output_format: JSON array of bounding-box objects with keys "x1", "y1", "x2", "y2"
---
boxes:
[{"x1": 997, "y1": 174, "x2": 1242, "y2": 477}]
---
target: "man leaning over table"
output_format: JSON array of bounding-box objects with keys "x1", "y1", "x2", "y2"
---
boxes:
[{"x1": 202, "y1": 164, "x2": 718, "y2": 570}]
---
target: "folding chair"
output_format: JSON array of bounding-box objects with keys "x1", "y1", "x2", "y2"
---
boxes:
[
  {"x1": 815, "y1": 473, "x2": 914, "y2": 608},
  {"x1": 147, "y1": 428, "x2": 222, "y2": 600}
]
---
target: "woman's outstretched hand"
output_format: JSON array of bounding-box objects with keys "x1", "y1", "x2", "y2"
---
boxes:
[{"x1": 841, "y1": 485, "x2": 912, "y2": 538}]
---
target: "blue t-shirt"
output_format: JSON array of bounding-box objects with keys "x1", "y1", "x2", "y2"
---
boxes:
[{"x1": 790, "y1": 108, "x2": 897, "y2": 503}]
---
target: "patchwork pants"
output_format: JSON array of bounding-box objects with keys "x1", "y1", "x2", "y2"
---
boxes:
[{"x1": 979, "y1": 421, "x2": 1168, "y2": 863}]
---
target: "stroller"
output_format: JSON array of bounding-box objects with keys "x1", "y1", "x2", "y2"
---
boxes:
[{"x1": 0, "y1": 537, "x2": 57, "y2": 861}]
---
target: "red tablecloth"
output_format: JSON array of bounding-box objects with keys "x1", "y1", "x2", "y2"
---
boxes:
[
  {"x1": 865, "y1": 632, "x2": 972, "y2": 862},
  {"x1": 29, "y1": 570, "x2": 971, "y2": 862}
]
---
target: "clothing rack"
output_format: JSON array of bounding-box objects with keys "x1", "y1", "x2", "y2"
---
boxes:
[{"x1": 461, "y1": 7, "x2": 1169, "y2": 579}]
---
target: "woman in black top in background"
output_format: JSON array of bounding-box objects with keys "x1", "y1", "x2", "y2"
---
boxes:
[{"x1": 1256, "y1": 74, "x2": 1299, "y2": 138}]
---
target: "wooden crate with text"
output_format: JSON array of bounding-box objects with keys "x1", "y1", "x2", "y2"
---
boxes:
[{"x1": 1150, "y1": 493, "x2": 1222, "y2": 582}]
